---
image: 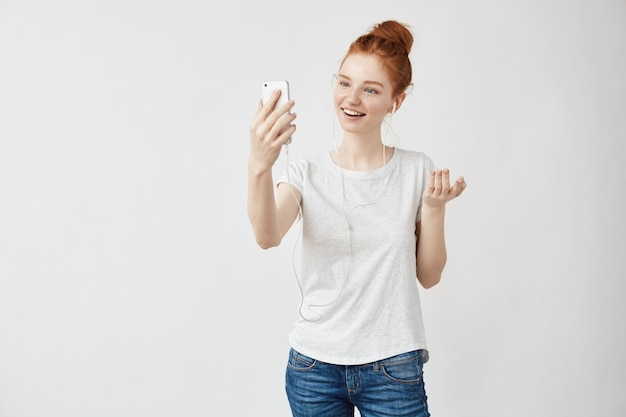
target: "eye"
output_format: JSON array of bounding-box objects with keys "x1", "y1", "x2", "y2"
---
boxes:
[
  {"x1": 364, "y1": 87, "x2": 378, "y2": 94},
  {"x1": 339, "y1": 80, "x2": 350, "y2": 87}
]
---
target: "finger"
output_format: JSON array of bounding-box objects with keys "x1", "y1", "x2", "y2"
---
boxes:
[
  {"x1": 457, "y1": 177, "x2": 467, "y2": 195},
  {"x1": 450, "y1": 177, "x2": 467, "y2": 197},
  {"x1": 264, "y1": 90, "x2": 294, "y2": 118},
  {"x1": 434, "y1": 170, "x2": 442, "y2": 194},
  {"x1": 252, "y1": 95, "x2": 280, "y2": 131},
  {"x1": 256, "y1": 90, "x2": 284, "y2": 128},
  {"x1": 251, "y1": 110, "x2": 273, "y2": 140},
  {"x1": 278, "y1": 123, "x2": 297, "y2": 145},
  {"x1": 426, "y1": 170, "x2": 435, "y2": 194},
  {"x1": 262, "y1": 89, "x2": 282, "y2": 112},
  {"x1": 279, "y1": 111, "x2": 297, "y2": 133},
  {"x1": 441, "y1": 169, "x2": 451, "y2": 193},
  {"x1": 274, "y1": 99, "x2": 295, "y2": 118},
  {"x1": 269, "y1": 112, "x2": 297, "y2": 142},
  {"x1": 250, "y1": 99, "x2": 265, "y2": 128},
  {"x1": 252, "y1": 98, "x2": 295, "y2": 143},
  {"x1": 271, "y1": 100, "x2": 296, "y2": 128},
  {"x1": 264, "y1": 99, "x2": 296, "y2": 133}
]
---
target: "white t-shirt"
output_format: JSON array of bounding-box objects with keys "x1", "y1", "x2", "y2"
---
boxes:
[{"x1": 278, "y1": 148, "x2": 436, "y2": 365}]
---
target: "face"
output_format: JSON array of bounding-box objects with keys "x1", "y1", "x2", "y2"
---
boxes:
[{"x1": 334, "y1": 53, "x2": 398, "y2": 137}]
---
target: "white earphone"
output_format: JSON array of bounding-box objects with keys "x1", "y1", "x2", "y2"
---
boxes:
[{"x1": 392, "y1": 102, "x2": 397, "y2": 114}]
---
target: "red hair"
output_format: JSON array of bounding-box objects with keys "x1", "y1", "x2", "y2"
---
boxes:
[{"x1": 341, "y1": 20, "x2": 414, "y2": 97}]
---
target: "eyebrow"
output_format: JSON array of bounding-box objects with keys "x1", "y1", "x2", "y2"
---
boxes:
[{"x1": 338, "y1": 74, "x2": 385, "y2": 88}]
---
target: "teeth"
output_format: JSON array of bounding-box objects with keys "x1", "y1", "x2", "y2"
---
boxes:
[{"x1": 344, "y1": 109, "x2": 365, "y2": 116}]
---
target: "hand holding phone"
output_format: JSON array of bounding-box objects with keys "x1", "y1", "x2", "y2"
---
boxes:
[{"x1": 262, "y1": 80, "x2": 292, "y2": 144}]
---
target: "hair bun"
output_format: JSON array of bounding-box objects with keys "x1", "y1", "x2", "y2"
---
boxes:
[
  {"x1": 342, "y1": 20, "x2": 415, "y2": 95},
  {"x1": 369, "y1": 20, "x2": 413, "y2": 56}
]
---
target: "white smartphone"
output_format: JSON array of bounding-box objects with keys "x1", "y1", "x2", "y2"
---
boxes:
[{"x1": 262, "y1": 80, "x2": 292, "y2": 144}]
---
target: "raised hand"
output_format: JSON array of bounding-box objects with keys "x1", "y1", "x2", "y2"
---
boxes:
[
  {"x1": 422, "y1": 169, "x2": 466, "y2": 209},
  {"x1": 248, "y1": 89, "x2": 297, "y2": 173}
]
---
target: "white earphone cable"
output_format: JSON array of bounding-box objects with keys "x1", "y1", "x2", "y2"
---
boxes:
[{"x1": 284, "y1": 78, "x2": 395, "y2": 322}]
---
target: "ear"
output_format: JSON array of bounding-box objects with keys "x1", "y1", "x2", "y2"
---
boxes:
[{"x1": 389, "y1": 93, "x2": 407, "y2": 113}]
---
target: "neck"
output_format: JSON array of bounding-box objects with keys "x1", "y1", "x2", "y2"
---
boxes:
[{"x1": 334, "y1": 133, "x2": 393, "y2": 171}]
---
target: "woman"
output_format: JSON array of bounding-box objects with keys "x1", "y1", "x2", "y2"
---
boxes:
[{"x1": 248, "y1": 20, "x2": 466, "y2": 417}]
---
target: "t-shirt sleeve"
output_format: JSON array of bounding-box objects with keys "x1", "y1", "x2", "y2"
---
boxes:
[
  {"x1": 416, "y1": 154, "x2": 437, "y2": 223},
  {"x1": 277, "y1": 158, "x2": 306, "y2": 194}
]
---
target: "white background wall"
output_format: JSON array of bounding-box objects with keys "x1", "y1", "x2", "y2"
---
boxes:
[{"x1": 1, "y1": 0, "x2": 624, "y2": 416}]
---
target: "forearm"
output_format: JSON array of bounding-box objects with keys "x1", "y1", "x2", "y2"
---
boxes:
[
  {"x1": 247, "y1": 161, "x2": 282, "y2": 249},
  {"x1": 416, "y1": 205, "x2": 447, "y2": 288}
]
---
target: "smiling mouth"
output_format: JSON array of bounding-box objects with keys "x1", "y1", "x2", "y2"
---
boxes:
[{"x1": 342, "y1": 108, "x2": 366, "y2": 117}]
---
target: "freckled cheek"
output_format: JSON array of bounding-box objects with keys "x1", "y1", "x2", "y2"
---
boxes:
[{"x1": 365, "y1": 101, "x2": 388, "y2": 118}]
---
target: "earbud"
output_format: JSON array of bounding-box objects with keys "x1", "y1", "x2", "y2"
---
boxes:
[{"x1": 392, "y1": 102, "x2": 396, "y2": 114}]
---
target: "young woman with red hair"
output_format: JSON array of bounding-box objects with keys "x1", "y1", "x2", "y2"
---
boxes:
[{"x1": 248, "y1": 20, "x2": 466, "y2": 417}]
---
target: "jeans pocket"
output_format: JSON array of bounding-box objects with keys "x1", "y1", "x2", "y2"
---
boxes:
[
  {"x1": 380, "y1": 351, "x2": 423, "y2": 384},
  {"x1": 287, "y1": 349, "x2": 317, "y2": 371}
]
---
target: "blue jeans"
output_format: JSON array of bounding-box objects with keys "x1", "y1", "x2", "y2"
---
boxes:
[{"x1": 285, "y1": 348, "x2": 430, "y2": 417}]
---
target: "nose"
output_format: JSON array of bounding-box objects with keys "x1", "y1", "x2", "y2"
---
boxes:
[{"x1": 345, "y1": 87, "x2": 361, "y2": 105}]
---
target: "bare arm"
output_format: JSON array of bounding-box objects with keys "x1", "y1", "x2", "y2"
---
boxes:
[
  {"x1": 247, "y1": 90, "x2": 300, "y2": 249},
  {"x1": 415, "y1": 169, "x2": 466, "y2": 288},
  {"x1": 248, "y1": 170, "x2": 301, "y2": 249}
]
